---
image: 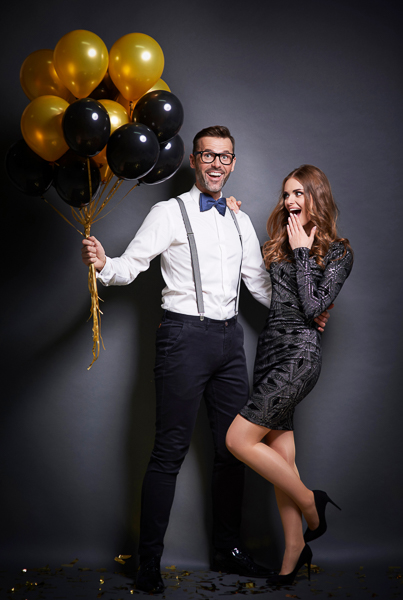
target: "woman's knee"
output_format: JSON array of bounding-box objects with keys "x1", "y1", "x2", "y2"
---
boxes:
[
  {"x1": 225, "y1": 427, "x2": 239, "y2": 456},
  {"x1": 226, "y1": 415, "x2": 267, "y2": 457}
]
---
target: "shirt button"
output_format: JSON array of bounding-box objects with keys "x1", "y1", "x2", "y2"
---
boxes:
[{"x1": 225, "y1": 321, "x2": 228, "y2": 326}]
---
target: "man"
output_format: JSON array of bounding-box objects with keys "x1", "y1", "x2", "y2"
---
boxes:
[{"x1": 82, "y1": 126, "x2": 328, "y2": 593}]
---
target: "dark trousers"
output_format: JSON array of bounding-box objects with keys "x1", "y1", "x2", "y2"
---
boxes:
[{"x1": 138, "y1": 311, "x2": 249, "y2": 559}]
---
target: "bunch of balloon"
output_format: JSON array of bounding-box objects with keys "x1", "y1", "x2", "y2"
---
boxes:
[
  {"x1": 6, "y1": 30, "x2": 185, "y2": 368},
  {"x1": 132, "y1": 90, "x2": 185, "y2": 185},
  {"x1": 108, "y1": 32, "x2": 185, "y2": 187}
]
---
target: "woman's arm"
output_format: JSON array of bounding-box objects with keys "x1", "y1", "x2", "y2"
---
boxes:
[
  {"x1": 294, "y1": 244, "x2": 353, "y2": 321},
  {"x1": 286, "y1": 211, "x2": 353, "y2": 321}
]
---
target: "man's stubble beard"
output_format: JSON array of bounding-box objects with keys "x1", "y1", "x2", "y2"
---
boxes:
[{"x1": 195, "y1": 163, "x2": 232, "y2": 194}]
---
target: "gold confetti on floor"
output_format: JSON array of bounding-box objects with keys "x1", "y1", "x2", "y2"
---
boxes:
[{"x1": 1, "y1": 559, "x2": 402, "y2": 599}]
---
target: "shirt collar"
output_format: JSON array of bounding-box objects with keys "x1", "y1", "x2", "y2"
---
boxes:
[{"x1": 189, "y1": 184, "x2": 222, "y2": 205}]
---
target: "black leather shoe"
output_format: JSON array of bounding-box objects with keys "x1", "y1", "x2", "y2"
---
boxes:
[
  {"x1": 135, "y1": 556, "x2": 165, "y2": 594},
  {"x1": 211, "y1": 547, "x2": 276, "y2": 578}
]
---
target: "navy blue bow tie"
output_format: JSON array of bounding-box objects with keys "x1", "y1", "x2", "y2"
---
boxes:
[{"x1": 199, "y1": 193, "x2": 226, "y2": 216}]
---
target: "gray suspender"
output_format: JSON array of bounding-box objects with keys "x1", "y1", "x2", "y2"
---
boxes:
[
  {"x1": 230, "y1": 209, "x2": 243, "y2": 315},
  {"x1": 176, "y1": 197, "x2": 205, "y2": 319},
  {"x1": 175, "y1": 196, "x2": 243, "y2": 320}
]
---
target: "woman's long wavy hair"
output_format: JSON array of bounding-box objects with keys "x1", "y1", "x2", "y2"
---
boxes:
[{"x1": 263, "y1": 165, "x2": 351, "y2": 269}]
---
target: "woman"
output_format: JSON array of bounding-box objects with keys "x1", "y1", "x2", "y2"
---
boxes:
[{"x1": 226, "y1": 165, "x2": 353, "y2": 586}]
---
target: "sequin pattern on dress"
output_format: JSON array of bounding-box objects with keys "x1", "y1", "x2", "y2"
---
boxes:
[{"x1": 240, "y1": 242, "x2": 353, "y2": 430}]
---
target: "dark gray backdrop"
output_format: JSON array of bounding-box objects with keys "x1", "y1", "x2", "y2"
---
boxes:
[{"x1": 1, "y1": 0, "x2": 402, "y2": 570}]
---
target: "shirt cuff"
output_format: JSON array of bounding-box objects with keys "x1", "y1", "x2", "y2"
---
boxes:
[{"x1": 96, "y1": 256, "x2": 112, "y2": 285}]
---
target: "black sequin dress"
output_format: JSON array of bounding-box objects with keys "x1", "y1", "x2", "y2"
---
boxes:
[{"x1": 240, "y1": 242, "x2": 353, "y2": 431}]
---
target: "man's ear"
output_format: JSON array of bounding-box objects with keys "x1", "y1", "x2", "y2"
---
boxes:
[
  {"x1": 230, "y1": 157, "x2": 236, "y2": 173},
  {"x1": 189, "y1": 154, "x2": 195, "y2": 169}
]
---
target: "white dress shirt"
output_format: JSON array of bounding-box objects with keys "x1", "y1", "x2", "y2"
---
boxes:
[{"x1": 98, "y1": 185, "x2": 272, "y2": 320}]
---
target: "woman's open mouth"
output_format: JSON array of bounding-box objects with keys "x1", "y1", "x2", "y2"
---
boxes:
[{"x1": 289, "y1": 208, "x2": 301, "y2": 218}]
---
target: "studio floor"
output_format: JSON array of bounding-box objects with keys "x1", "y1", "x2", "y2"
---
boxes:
[{"x1": 1, "y1": 558, "x2": 402, "y2": 599}]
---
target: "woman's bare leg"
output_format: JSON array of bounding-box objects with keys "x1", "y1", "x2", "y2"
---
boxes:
[
  {"x1": 226, "y1": 415, "x2": 319, "y2": 531},
  {"x1": 265, "y1": 430, "x2": 305, "y2": 574}
]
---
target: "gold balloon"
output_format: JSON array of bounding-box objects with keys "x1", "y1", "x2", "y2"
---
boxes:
[
  {"x1": 116, "y1": 79, "x2": 170, "y2": 118},
  {"x1": 93, "y1": 100, "x2": 129, "y2": 166},
  {"x1": 99, "y1": 163, "x2": 112, "y2": 183},
  {"x1": 54, "y1": 30, "x2": 109, "y2": 98},
  {"x1": 21, "y1": 95, "x2": 69, "y2": 162},
  {"x1": 20, "y1": 49, "x2": 74, "y2": 102},
  {"x1": 145, "y1": 78, "x2": 170, "y2": 94},
  {"x1": 116, "y1": 93, "x2": 132, "y2": 115},
  {"x1": 109, "y1": 33, "x2": 164, "y2": 101}
]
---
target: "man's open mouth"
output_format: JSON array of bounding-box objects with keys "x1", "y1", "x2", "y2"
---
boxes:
[{"x1": 207, "y1": 170, "x2": 224, "y2": 179}]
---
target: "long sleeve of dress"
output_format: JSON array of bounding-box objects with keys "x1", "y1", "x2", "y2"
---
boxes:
[{"x1": 293, "y1": 243, "x2": 353, "y2": 321}]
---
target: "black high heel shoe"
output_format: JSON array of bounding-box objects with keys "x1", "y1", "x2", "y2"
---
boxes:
[
  {"x1": 304, "y1": 489, "x2": 341, "y2": 543},
  {"x1": 266, "y1": 544, "x2": 312, "y2": 586}
]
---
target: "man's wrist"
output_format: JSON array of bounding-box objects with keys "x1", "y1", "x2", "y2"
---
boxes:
[{"x1": 97, "y1": 256, "x2": 107, "y2": 272}]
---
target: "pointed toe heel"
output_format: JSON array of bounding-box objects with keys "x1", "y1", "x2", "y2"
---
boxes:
[
  {"x1": 328, "y1": 497, "x2": 341, "y2": 511},
  {"x1": 304, "y1": 489, "x2": 341, "y2": 543},
  {"x1": 266, "y1": 545, "x2": 312, "y2": 587}
]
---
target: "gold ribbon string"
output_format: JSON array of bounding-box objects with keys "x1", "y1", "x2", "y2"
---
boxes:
[
  {"x1": 92, "y1": 183, "x2": 139, "y2": 224},
  {"x1": 92, "y1": 178, "x2": 124, "y2": 219},
  {"x1": 84, "y1": 159, "x2": 104, "y2": 370},
  {"x1": 42, "y1": 161, "x2": 140, "y2": 368},
  {"x1": 88, "y1": 171, "x2": 113, "y2": 216},
  {"x1": 85, "y1": 231, "x2": 105, "y2": 370},
  {"x1": 42, "y1": 197, "x2": 84, "y2": 236},
  {"x1": 71, "y1": 206, "x2": 84, "y2": 225},
  {"x1": 87, "y1": 158, "x2": 93, "y2": 202}
]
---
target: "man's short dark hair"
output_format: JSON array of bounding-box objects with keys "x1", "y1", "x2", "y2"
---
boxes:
[{"x1": 192, "y1": 126, "x2": 235, "y2": 154}]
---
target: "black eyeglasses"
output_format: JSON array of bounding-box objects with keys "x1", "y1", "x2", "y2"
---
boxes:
[{"x1": 194, "y1": 151, "x2": 235, "y2": 165}]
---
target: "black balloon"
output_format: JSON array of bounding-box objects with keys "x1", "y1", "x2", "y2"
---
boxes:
[
  {"x1": 88, "y1": 84, "x2": 113, "y2": 100},
  {"x1": 89, "y1": 75, "x2": 119, "y2": 101},
  {"x1": 106, "y1": 123, "x2": 160, "y2": 180},
  {"x1": 6, "y1": 139, "x2": 53, "y2": 196},
  {"x1": 62, "y1": 98, "x2": 110, "y2": 157},
  {"x1": 132, "y1": 90, "x2": 184, "y2": 143},
  {"x1": 54, "y1": 152, "x2": 101, "y2": 208},
  {"x1": 140, "y1": 135, "x2": 185, "y2": 185}
]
